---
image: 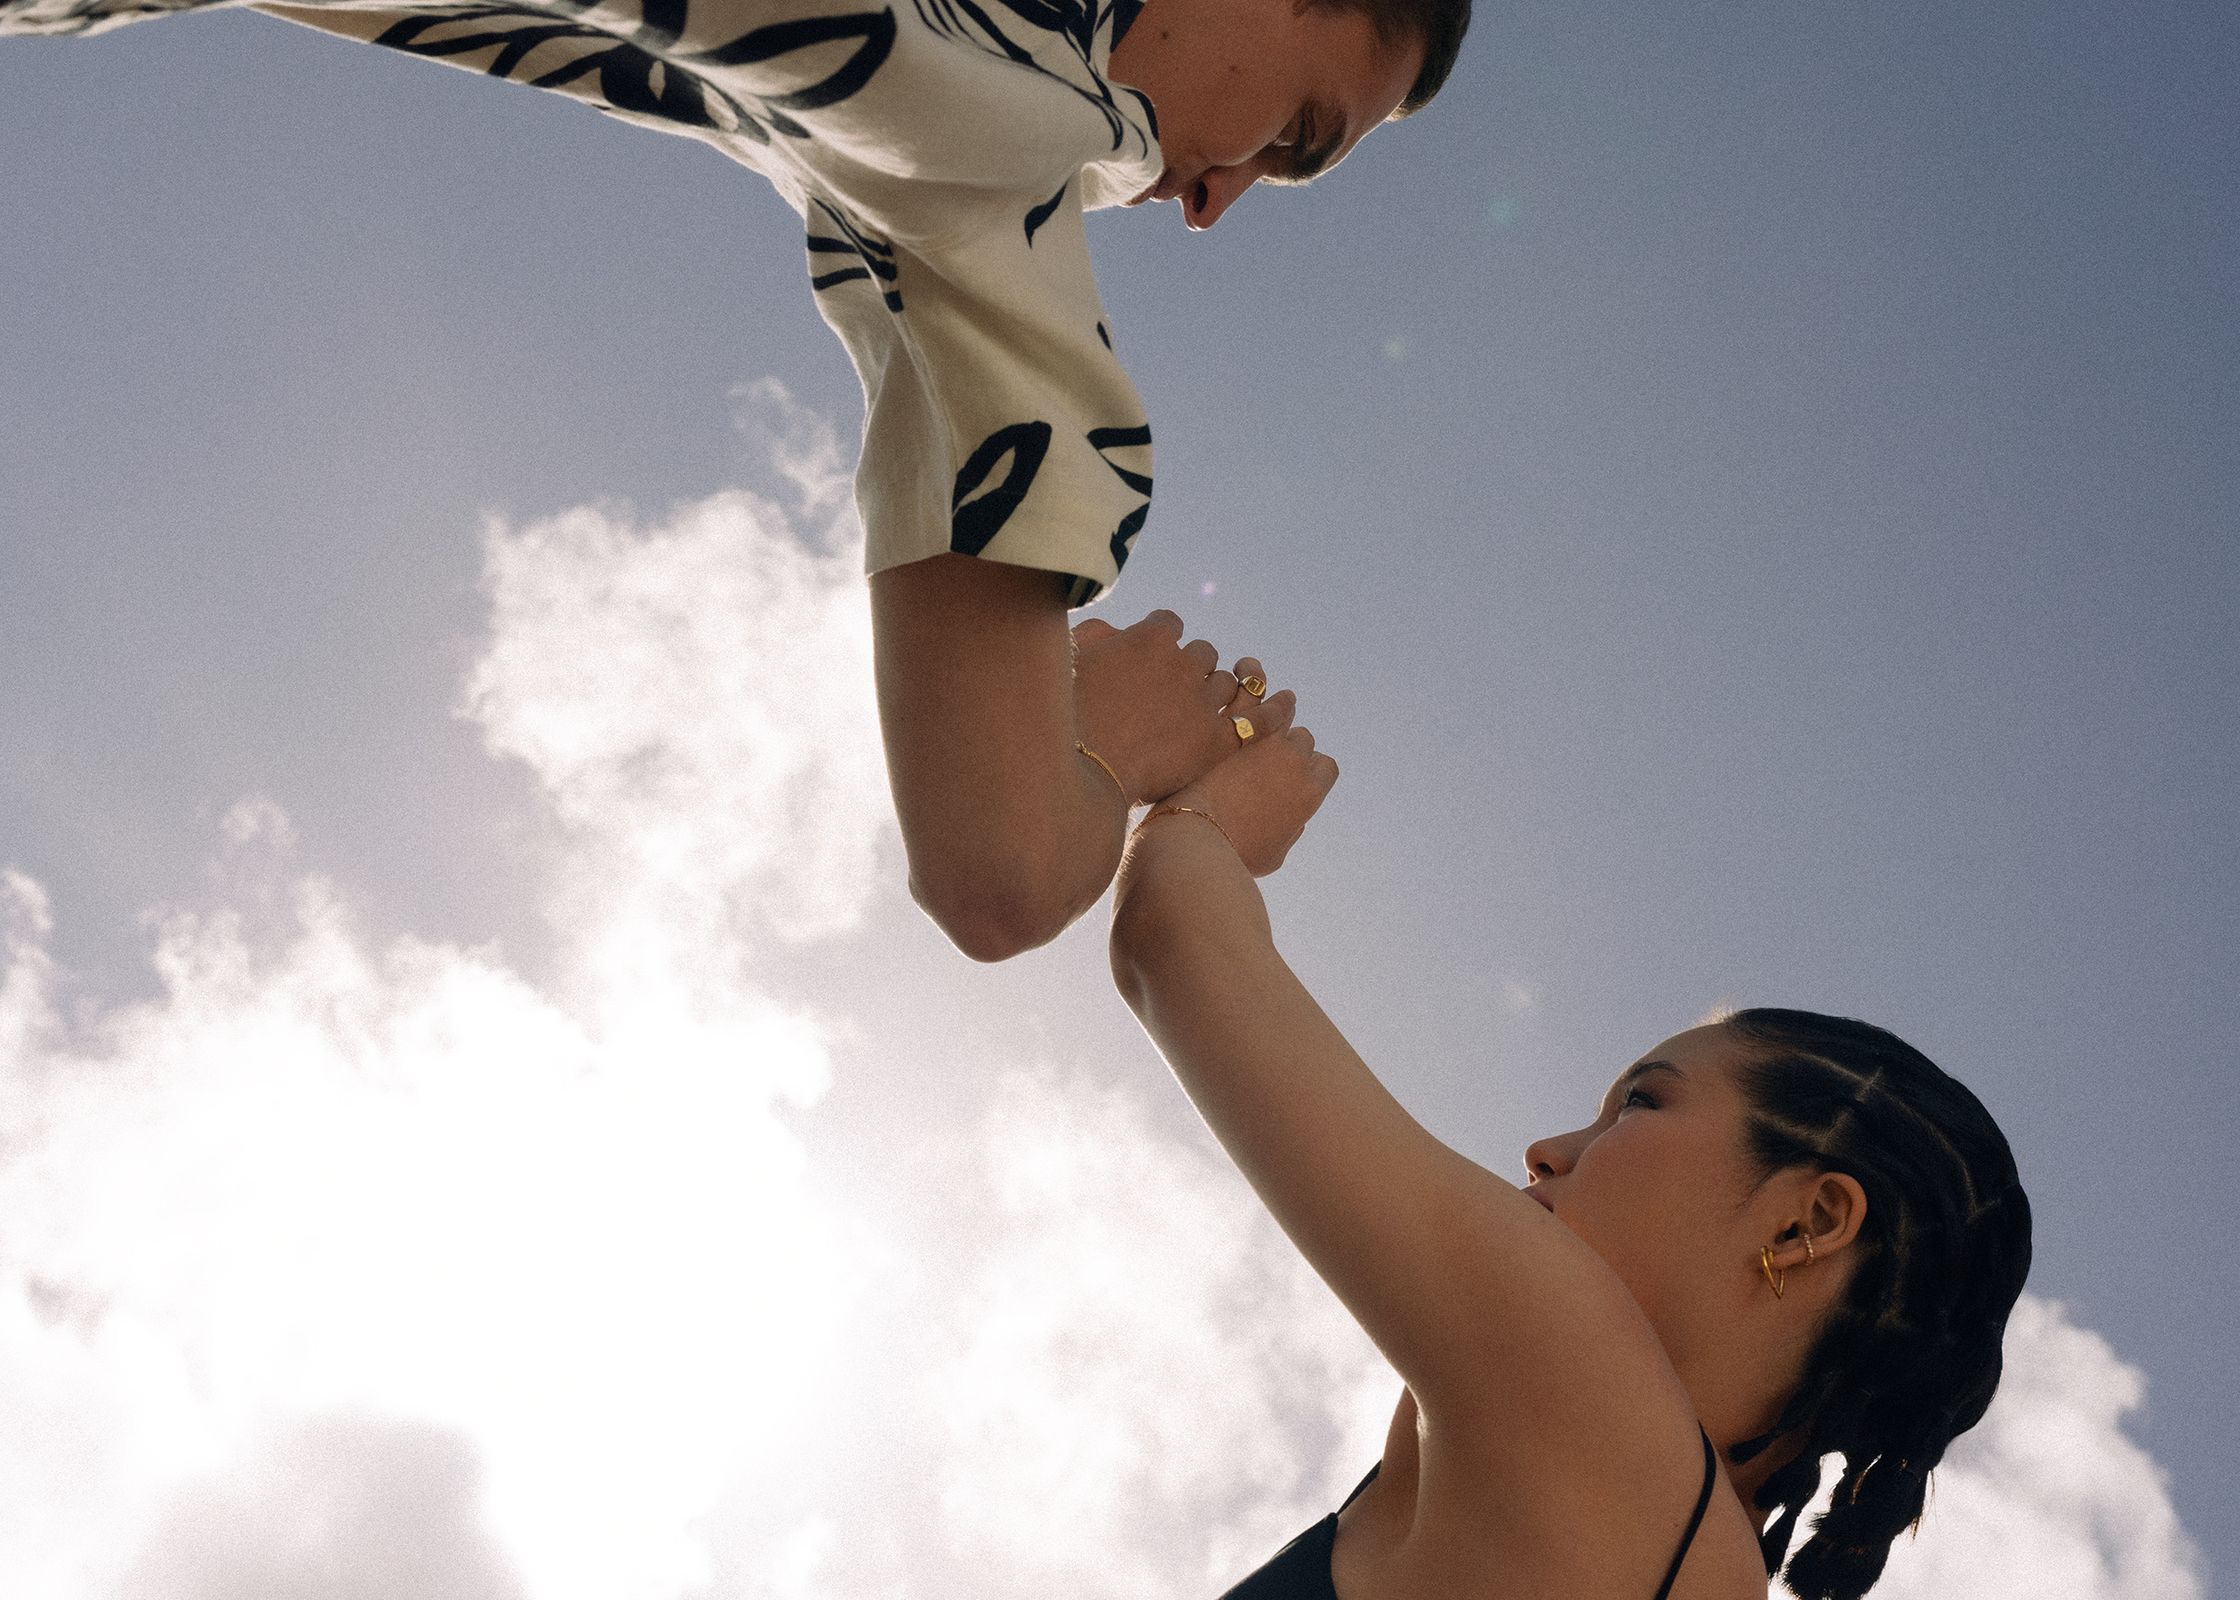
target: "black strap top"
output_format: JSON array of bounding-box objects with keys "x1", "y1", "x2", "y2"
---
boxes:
[{"x1": 1215, "y1": 1426, "x2": 1719, "y2": 1600}]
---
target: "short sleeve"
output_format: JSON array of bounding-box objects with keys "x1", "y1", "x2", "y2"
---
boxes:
[{"x1": 810, "y1": 173, "x2": 1152, "y2": 605}]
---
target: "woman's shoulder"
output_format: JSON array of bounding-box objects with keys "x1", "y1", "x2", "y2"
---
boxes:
[
  {"x1": 1335, "y1": 1416, "x2": 1774, "y2": 1586},
  {"x1": 1332, "y1": 1390, "x2": 1770, "y2": 1599}
]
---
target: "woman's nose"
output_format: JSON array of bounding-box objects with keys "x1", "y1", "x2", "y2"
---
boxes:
[
  {"x1": 1522, "y1": 1131, "x2": 1575, "y2": 1182},
  {"x1": 1185, "y1": 167, "x2": 1257, "y2": 230}
]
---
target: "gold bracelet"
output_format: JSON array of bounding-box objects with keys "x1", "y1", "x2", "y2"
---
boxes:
[
  {"x1": 1137, "y1": 803, "x2": 1241, "y2": 858},
  {"x1": 1075, "y1": 741, "x2": 1129, "y2": 804}
]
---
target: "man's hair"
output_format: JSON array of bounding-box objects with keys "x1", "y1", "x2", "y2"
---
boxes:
[{"x1": 1312, "y1": 0, "x2": 1471, "y2": 115}]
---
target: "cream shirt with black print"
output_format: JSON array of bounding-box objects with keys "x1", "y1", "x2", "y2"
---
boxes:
[{"x1": 5, "y1": 0, "x2": 1165, "y2": 602}]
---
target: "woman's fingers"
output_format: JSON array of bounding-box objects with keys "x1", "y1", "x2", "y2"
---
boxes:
[
  {"x1": 1204, "y1": 669, "x2": 1239, "y2": 709},
  {"x1": 1070, "y1": 616, "x2": 1120, "y2": 647}
]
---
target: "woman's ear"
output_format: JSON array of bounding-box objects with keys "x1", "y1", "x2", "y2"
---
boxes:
[{"x1": 1804, "y1": 1171, "x2": 1868, "y2": 1260}]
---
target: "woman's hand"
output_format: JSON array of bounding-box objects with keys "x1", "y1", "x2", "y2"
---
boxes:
[{"x1": 1142, "y1": 681, "x2": 1338, "y2": 877}]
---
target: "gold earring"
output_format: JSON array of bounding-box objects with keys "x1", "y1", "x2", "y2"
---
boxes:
[
  {"x1": 1759, "y1": 1245, "x2": 1786, "y2": 1300},
  {"x1": 1802, "y1": 1233, "x2": 1817, "y2": 1266}
]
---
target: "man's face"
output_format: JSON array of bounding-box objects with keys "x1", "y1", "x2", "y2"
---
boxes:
[{"x1": 1106, "y1": 0, "x2": 1423, "y2": 230}]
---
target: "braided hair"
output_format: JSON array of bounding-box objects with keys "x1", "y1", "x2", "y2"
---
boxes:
[{"x1": 1722, "y1": 1009, "x2": 2033, "y2": 1600}]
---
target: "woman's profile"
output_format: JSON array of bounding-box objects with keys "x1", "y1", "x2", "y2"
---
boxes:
[{"x1": 1108, "y1": 715, "x2": 2032, "y2": 1597}]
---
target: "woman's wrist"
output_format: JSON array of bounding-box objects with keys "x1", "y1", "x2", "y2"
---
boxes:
[
  {"x1": 1112, "y1": 797, "x2": 1271, "y2": 997},
  {"x1": 1118, "y1": 801, "x2": 1253, "y2": 919},
  {"x1": 1137, "y1": 802, "x2": 1240, "y2": 857}
]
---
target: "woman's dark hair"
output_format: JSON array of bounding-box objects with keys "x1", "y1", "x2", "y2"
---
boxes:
[
  {"x1": 1311, "y1": 0, "x2": 1471, "y2": 115},
  {"x1": 1723, "y1": 1008, "x2": 2032, "y2": 1600}
]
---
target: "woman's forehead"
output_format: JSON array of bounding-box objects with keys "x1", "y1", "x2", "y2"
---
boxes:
[
  {"x1": 1606, "y1": 1024, "x2": 1743, "y2": 1096},
  {"x1": 1643, "y1": 1022, "x2": 1739, "y2": 1067}
]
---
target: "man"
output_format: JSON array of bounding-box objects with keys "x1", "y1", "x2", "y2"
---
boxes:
[{"x1": 3, "y1": 0, "x2": 1469, "y2": 958}]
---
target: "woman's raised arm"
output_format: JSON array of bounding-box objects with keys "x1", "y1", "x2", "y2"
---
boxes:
[{"x1": 1108, "y1": 748, "x2": 1699, "y2": 1477}]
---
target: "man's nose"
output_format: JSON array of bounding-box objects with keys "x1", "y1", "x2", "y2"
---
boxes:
[{"x1": 1185, "y1": 168, "x2": 1256, "y2": 230}]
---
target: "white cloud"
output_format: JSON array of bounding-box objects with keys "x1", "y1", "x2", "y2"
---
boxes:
[
  {"x1": 0, "y1": 381, "x2": 1390, "y2": 1600},
  {"x1": 928, "y1": 1070, "x2": 1393, "y2": 1597},
  {"x1": 110, "y1": 1416, "x2": 527, "y2": 1600},
  {"x1": 0, "y1": 826, "x2": 861, "y2": 1600},
  {"x1": 0, "y1": 385, "x2": 887, "y2": 1600},
  {"x1": 464, "y1": 379, "x2": 885, "y2": 957},
  {"x1": 0, "y1": 846, "x2": 1395, "y2": 1600},
  {"x1": 1873, "y1": 1295, "x2": 2206, "y2": 1600},
  {"x1": 0, "y1": 382, "x2": 2201, "y2": 1600}
]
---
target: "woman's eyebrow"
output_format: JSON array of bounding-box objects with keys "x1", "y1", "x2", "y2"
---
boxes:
[
  {"x1": 1619, "y1": 1060, "x2": 1683, "y2": 1088},
  {"x1": 1598, "y1": 1059, "x2": 1683, "y2": 1111}
]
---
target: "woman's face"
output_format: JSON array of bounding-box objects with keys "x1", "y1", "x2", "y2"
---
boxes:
[
  {"x1": 1106, "y1": 0, "x2": 1423, "y2": 229},
  {"x1": 1521, "y1": 1024, "x2": 1784, "y2": 1329}
]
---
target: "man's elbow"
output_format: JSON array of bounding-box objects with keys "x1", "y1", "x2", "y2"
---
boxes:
[{"x1": 910, "y1": 867, "x2": 1077, "y2": 963}]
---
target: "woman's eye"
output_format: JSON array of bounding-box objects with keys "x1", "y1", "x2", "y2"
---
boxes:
[{"x1": 1623, "y1": 1089, "x2": 1658, "y2": 1110}]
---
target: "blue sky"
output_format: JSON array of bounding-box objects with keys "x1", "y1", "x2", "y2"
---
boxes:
[{"x1": 1, "y1": 2, "x2": 2233, "y2": 1594}]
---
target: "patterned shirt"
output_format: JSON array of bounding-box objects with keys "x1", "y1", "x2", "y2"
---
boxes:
[{"x1": 4, "y1": 0, "x2": 1165, "y2": 602}]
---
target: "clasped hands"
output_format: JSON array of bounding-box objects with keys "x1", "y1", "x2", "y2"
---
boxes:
[{"x1": 1072, "y1": 609, "x2": 1340, "y2": 877}]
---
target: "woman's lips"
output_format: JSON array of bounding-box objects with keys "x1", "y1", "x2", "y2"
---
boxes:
[{"x1": 1522, "y1": 1186, "x2": 1556, "y2": 1215}]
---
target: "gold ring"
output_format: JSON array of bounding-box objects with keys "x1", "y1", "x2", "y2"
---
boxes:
[
  {"x1": 1238, "y1": 673, "x2": 1267, "y2": 699},
  {"x1": 1233, "y1": 715, "x2": 1256, "y2": 744}
]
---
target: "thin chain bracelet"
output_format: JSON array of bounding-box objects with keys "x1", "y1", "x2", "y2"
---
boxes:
[
  {"x1": 1137, "y1": 803, "x2": 1241, "y2": 858},
  {"x1": 1075, "y1": 741, "x2": 1129, "y2": 804}
]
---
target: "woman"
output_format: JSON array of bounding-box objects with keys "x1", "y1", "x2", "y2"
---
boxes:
[{"x1": 1110, "y1": 696, "x2": 2033, "y2": 1598}]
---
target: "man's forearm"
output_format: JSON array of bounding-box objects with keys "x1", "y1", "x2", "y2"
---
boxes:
[{"x1": 870, "y1": 554, "x2": 1127, "y2": 961}]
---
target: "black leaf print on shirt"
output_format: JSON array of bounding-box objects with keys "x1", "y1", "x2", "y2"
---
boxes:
[
  {"x1": 807, "y1": 199, "x2": 903, "y2": 310},
  {"x1": 908, "y1": 0, "x2": 1135, "y2": 151},
  {"x1": 985, "y1": 0, "x2": 1094, "y2": 60},
  {"x1": 951, "y1": 421, "x2": 1053, "y2": 556},
  {"x1": 1105, "y1": 501, "x2": 1148, "y2": 575},
  {"x1": 370, "y1": 2, "x2": 895, "y2": 146},
  {"x1": 1088, "y1": 423, "x2": 1151, "y2": 492},
  {"x1": 1023, "y1": 179, "x2": 1068, "y2": 246},
  {"x1": 692, "y1": 8, "x2": 894, "y2": 105},
  {"x1": 1088, "y1": 421, "x2": 1152, "y2": 570},
  {"x1": 0, "y1": 0, "x2": 212, "y2": 37}
]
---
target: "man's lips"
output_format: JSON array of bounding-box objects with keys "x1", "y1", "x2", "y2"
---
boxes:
[{"x1": 1127, "y1": 166, "x2": 1199, "y2": 207}]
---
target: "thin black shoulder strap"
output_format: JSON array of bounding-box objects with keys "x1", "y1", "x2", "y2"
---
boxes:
[
  {"x1": 1650, "y1": 1426, "x2": 1719, "y2": 1600},
  {"x1": 1336, "y1": 1461, "x2": 1382, "y2": 1513}
]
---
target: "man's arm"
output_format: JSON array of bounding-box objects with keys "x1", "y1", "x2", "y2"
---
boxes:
[
  {"x1": 871, "y1": 552, "x2": 1262, "y2": 961},
  {"x1": 872, "y1": 554, "x2": 1122, "y2": 961}
]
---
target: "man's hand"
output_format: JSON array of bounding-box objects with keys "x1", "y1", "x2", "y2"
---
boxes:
[
  {"x1": 871, "y1": 557, "x2": 1266, "y2": 961},
  {"x1": 1072, "y1": 614, "x2": 1283, "y2": 803}
]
